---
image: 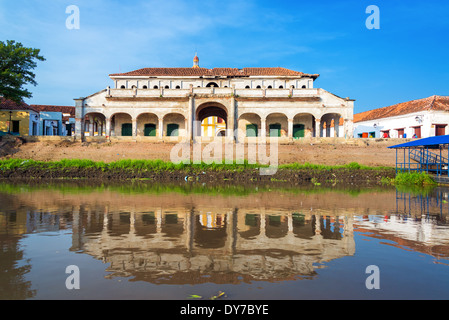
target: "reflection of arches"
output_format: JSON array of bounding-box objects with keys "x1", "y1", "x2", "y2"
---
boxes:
[
  {"x1": 239, "y1": 214, "x2": 260, "y2": 239},
  {"x1": 293, "y1": 214, "x2": 315, "y2": 239},
  {"x1": 135, "y1": 212, "x2": 157, "y2": 237},
  {"x1": 195, "y1": 214, "x2": 227, "y2": 248},
  {"x1": 265, "y1": 215, "x2": 288, "y2": 239},
  {"x1": 162, "y1": 212, "x2": 183, "y2": 238}
]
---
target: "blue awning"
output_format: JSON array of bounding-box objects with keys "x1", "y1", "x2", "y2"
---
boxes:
[{"x1": 388, "y1": 135, "x2": 449, "y2": 148}]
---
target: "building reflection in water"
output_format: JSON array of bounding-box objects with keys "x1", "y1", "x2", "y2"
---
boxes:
[
  {"x1": 69, "y1": 206, "x2": 355, "y2": 284},
  {"x1": 1, "y1": 185, "x2": 449, "y2": 291}
]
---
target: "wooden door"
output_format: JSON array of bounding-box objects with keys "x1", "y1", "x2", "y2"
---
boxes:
[
  {"x1": 269, "y1": 123, "x2": 281, "y2": 137},
  {"x1": 293, "y1": 124, "x2": 305, "y2": 138},
  {"x1": 121, "y1": 123, "x2": 132, "y2": 136},
  {"x1": 246, "y1": 124, "x2": 258, "y2": 137},
  {"x1": 167, "y1": 123, "x2": 179, "y2": 137},
  {"x1": 436, "y1": 125, "x2": 446, "y2": 136},
  {"x1": 144, "y1": 123, "x2": 156, "y2": 136},
  {"x1": 414, "y1": 126, "x2": 421, "y2": 138}
]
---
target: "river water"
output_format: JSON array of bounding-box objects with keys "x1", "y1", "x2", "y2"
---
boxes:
[{"x1": 1, "y1": 181, "x2": 449, "y2": 300}]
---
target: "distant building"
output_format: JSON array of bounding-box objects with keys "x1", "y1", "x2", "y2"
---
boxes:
[
  {"x1": 0, "y1": 98, "x2": 39, "y2": 136},
  {"x1": 30, "y1": 105, "x2": 76, "y2": 136},
  {"x1": 74, "y1": 55, "x2": 355, "y2": 141},
  {"x1": 353, "y1": 95, "x2": 449, "y2": 139}
]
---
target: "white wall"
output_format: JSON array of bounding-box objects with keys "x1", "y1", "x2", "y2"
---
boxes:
[{"x1": 354, "y1": 111, "x2": 449, "y2": 138}]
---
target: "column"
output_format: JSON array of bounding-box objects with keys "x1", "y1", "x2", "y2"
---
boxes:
[
  {"x1": 158, "y1": 117, "x2": 164, "y2": 139},
  {"x1": 227, "y1": 96, "x2": 235, "y2": 141},
  {"x1": 188, "y1": 95, "x2": 194, "y2": 141},
  {"x1": 74, "y1": 98, "x2": 84, "y2": 140},
  {"x1": 334, "y1": 116, "x2": 341, "y2": 137},
  {"x1": 132, "y1": 118, "x2": 137, "y2": 139},
  {"x1": 288, "y1": 118, "x2": 293, "y2": 140},
  {"x1": 75, "y1": 117, "x2": 83, "y2": 140},
  {"x1": 88, "y1": 116, "x2": 94, "y2": 136},
  {"x1": 261, "y1": 117, "x2": 266, "y2": 138},
  {"x1": 314, "y1": 119, "x2": 321, "y2": 137},
  {"x1": 105, "y1": 117, "x2": 111, "y2": 137}
]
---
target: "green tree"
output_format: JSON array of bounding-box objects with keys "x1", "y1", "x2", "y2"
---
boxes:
[{"x1": 0, "y1": 40, "x2": 45, "y2": 103}]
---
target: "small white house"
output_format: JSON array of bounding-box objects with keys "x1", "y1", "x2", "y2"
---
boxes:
[{"x1": 353, "y1": 95, "x2": 449, "y2": 139}]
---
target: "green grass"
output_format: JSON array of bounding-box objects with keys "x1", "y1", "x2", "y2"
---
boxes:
[
  {"x1": 382, "y1": 172, "x2": 437, "y2": 186},
  {"x1": 278, "y1": 161, "x2": 391, "y2": 171},
  {"x1": 0, "y1": 158, "x2": 265, "y2": 173},
  {"x1": 0, "y1": 159, "x2": 393, "y2": 173}
]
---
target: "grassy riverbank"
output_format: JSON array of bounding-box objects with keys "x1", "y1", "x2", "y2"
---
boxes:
[
  {"x1": 0, "y1": 158, "x2": 392, "y2": 172},
  {"x1": 381, "y1": 172, "x2": 437, "y2": 186},
  {"x1": 0, "y1": 158, "x2": 395, "y2": 186}
]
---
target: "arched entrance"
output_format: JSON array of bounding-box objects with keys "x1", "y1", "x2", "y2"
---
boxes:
[
  {"x1": 84, "y1": 112, "x2": 106, "y2": 137},
  {"x1": 238, "y1": 113, "x2": 261, "y2": 137},
  {"x1": 293, "y1": 113, "x2": 314, "y2": 139},
  {"x1": 266, "y1": 113, "x2": 288, "y2": 138},
  {"x1": 195, "y1": 102, "x2": 227, "y2": 138},
  {"x1": 163, "y1": 113, "x2": 185, "y2": 137},
  {"x1": 136, "y1": 113, "x2": 158, "y2": 137},
  {"x1": 320, "y1": 113, "x2": 342, "y2": 137},
  {"x1": 110, "y1": 112, "x2": 132, "y2": 136}
]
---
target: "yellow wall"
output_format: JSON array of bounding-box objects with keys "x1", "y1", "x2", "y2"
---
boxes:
[
  {"x1": 201, "y1": 116, "x2": 226, "y2": 137},
  {"x1": 0, "y1": 110, "x2": 31, "y2": 136}
]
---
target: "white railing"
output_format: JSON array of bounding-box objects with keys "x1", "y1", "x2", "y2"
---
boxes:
[{"x1": 108, "y1": 87, "x2": 319, "y2": 99}]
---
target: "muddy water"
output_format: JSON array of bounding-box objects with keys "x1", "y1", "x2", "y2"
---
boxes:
[{"x1": 1, "y1": 182, "x2": 449, "y2": 300}]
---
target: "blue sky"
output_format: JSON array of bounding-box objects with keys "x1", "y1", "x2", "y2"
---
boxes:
[{"x1": 1, "y1": 0, "x2": 448, "y2": 113}]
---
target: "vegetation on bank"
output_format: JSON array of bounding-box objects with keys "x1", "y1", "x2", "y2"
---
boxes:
[
  {"x1": 381, "y1": 172, "x2": 437, "y2": 186},
  {"x1": 0, "y1": 158, "x2": 393, "y2": 173}
]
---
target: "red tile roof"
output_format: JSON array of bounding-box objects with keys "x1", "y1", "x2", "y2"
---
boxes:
[
  {"x1": 0, "y1": 97, "x2": 38, "y2": 112},
  {"x1": 30, "y1": 105, "x2": 75, "y2": 116},
  {"x1": 354, "y1": 95, "x2": 449, "y2": 123},
  {"x1": 109, "y1": 67, "x2": 319, "y2": 78}
]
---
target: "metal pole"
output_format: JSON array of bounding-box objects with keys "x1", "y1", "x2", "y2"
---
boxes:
[{"x1": 8, "y1": 111, "x2": 12, "y2": 134}]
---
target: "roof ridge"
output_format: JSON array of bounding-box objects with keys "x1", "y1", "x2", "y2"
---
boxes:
[{"x1": 428, "y1": 95, "x2": 437, "y2": 111}]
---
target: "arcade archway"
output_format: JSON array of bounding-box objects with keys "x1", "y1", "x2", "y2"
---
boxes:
[{"x1": 195, "y1": 102, "x2": 228, "y2": 137}]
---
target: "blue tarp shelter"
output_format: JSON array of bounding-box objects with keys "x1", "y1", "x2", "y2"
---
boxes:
[{"x1": 388, "y1": 135, "x2": 449, "y2": 176}]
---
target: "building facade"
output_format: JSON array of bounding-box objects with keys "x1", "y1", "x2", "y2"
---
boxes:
[
  {"x1": 0, "y1": 98, "x2": 39, "y2": 136},
  {"x1": 353, "y1": 95, "x2": 449, "y2": 139},
  {"x1": 30, "y1": 105, "x2": 76, "y2": 136},
  {"x1": 74, "y1": 56, "x2": 355, "y2": 142}
]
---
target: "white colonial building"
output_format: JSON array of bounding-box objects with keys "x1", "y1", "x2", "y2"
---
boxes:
[
  {"x1": 74, "y1": 55, "x2": 354, "y2": 142},
  {"x1": 353, "y1": 95, "x2": 449, "y2": 139}
]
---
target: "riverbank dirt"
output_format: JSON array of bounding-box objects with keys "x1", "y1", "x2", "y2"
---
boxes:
[{"x1": 0, "y1": 138, "x2": 398, "y2": 167}]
